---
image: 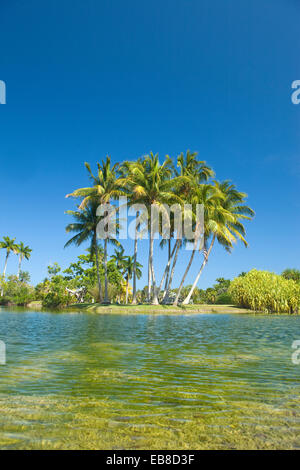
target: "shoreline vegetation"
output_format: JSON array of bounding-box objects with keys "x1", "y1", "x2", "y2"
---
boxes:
[{"x1": 1, "y1": 153, "x2": 300, "y2": 314}]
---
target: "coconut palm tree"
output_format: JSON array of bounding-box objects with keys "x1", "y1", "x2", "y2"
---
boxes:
[
  {"x1": 122, "y1": 153, "x2": 184, "y2": 304},
  {"x1": 0, "y1": 236, "x2": 18, "y2": 296},
  {"x1": 172, "y1": 183, "x2": 224, "y2": 305},
  {"x1": 66, "y1": 157, "x2": 124, "y2": 303},
  {"x1": 123, "y1": 256, "x2": 142, "y2": 304},
  {"x1": 66, "y1": 156, "x2": 123, "y2": 209},
  {"x1": 182, "y1": 181, "x2": 254, "y2": 305},
  {"x1": 65, "y1": 200, "x2": 104, "y2": 302},
  {"x1": 16, "y1": 242, "x2": 32, "y2": 279},
  {"x1": 176, "y1": 150, "x2": 214, "y2": 184}
]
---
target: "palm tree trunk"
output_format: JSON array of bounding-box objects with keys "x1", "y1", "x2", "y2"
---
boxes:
[
  {"x1": 132, "y1": 210, "x2": 139, "y2": 304},
  {"x1": 147, "y1": 240, "x2": 152, "y2": 302},
  {"x1": 103, "y1": 238, "x2": 109, "y2": 303},
  {"x1": 182, "y1": 235, "x2": 216, "y2": 305},
  {"x1": 94, "y1": 232, "x2": 103, "y2": 303},
  {"x1": 162, "y1": 239, "x2": 181, "y2": 303},
  {"x1": 18, "y1": 255, "x2": 22, "y2": 280},
  {"x1": 173, "y1": 247, "x2": 196, "y2": 306},
  {"x1": 149, "y1": 231, "x2": 159, "y2": 305},
  {"x1": 158, "y1": 239, "x2": 177, "y2": 296},
  {"x1": 3, "y1": 252, "x2": 9, "y2": 278},
  {"x1": 163, "y1": 238, "x2": 171, "y2": 291},
  {"x1": 125, "y1": 278, "x2": 129, "y2": 304},
  {"x1": 1, "y1": 253, "x2": 9, "y2": 296}
]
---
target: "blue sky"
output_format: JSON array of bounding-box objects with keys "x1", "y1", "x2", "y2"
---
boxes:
[{"x1": 0, "y1": 0, "x2": 299, "y2": 289}]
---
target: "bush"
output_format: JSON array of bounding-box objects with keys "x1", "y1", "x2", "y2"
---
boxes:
[
  {"x1": 229, "y1": 269, "x2": 300, "y2": 313},
  {"x1": 0, "y1": 276, "x2": 35, "y2": 306},
  {"x1": 215, "y1": 293, "x2": 232, "y2": 304},
  {"x1": 42, "y1": 291, "x2": 70, "y2": 309}
]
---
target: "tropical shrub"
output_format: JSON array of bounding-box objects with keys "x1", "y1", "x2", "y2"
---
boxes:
[
  {"x1": 229, "y1": 269, "x2": 300, "y2": 313},
  {"x1": 0, "y1": 275, "x2": 34, "y2": 306}
]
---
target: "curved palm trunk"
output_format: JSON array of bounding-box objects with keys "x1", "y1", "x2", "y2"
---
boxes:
[
  {"x1": 182, "y1": 235, "x2": 216, "y2": 305},
  {"x1": 173, "y1": 247, "x2": 196, "y2": 306},
  {"x1": 159, "y1": 239, "x2": 177, "y2": 297},
  {"x1": 163, "y1": 239, "x2": 171, "y2": 292},
  {"x1": 103, "y1": 238, "x2": 109, "y2": 304},
  {"x1": 162, "y1": 239, "x2": 181, "y2": 303},
  {"x1": 1, "y1": 253, "x2": 9, "y2": 296},
  {"x1": 94, "y1": 232, "x2": 103, "y2": 303},
  {"x1": 132, "y1": 211, "x2": 139, "y2": 304}
]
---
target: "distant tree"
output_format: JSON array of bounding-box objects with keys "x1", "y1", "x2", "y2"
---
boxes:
[
  {"x1": 0, "y1": 236, "x2": 18, "y2": 296},
  {"x1": 47, "y1": 262, "x2": 61, "y2": 278},
  {"x1": 19, "y1": 270, "x2": 31, "y2": 283},
  {"x1": 282, "y1": 269, "x2": 300, "y2": 283},
  {"x1": 16, "y1": 242, "x2": 32, "y2": 279}
]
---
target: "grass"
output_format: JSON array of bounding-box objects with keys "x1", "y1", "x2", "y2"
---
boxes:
[{"x1": 65, "y1": 303, "x2": 253, "y2": 315}]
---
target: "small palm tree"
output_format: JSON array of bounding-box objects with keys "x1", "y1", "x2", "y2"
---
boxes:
[
  {"x1": 65, "y1": 200, "x2": 104, "y2": 302},
  {"x1": 66, "y1": 157, "x2": 124, "y2": 303},
  {"x1": 0, "y1": 236, "x2": 18, "y2": 295},
  {"x1": 111, "y1": 247, "x2": 127, "y2": 271},
  {"x1": 123, "y1": 256, "x2": 142, "y2": 304},
  {"x1": 16, "y1": 242, "x2": 32, "y2": 279}
]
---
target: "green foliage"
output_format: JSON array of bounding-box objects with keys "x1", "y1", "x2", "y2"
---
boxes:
[
  {"x1": 47, "y1": 262, "x2": 61, "y2": 278},
  {"x1": 229, "y1": 269, "x2": 300, "y2": 313},
  {"x1": 0, "y1": 275, "x2": 34, "y2": 306}
]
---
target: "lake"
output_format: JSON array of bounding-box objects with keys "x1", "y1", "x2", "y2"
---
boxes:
[{"x1": 0, "y1": 309, "x2": 299, "y2": 449}]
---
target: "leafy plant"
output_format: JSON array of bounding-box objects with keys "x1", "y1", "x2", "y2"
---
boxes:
[{"x1": 229, "y1": 269, "x2": 300, "y2": 313}]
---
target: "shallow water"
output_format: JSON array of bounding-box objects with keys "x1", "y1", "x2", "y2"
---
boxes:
[{"x1": 0, "y1": 309, "x2": 299, "y2": 449}]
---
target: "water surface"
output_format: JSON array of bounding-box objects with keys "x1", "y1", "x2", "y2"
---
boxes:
[{"x1": 0, "y1": 309, "x2": 299, "y2": 449}]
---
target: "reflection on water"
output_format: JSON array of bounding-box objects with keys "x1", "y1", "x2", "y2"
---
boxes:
[{"x1": 0, "y1": 310, "x2": 299, "y2": 449}]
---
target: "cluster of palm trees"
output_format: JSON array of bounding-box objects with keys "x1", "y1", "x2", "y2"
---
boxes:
[
  {"x1": 65, "y1": 151, "x2": 254, "y2": 305},
  {"x1": 0, "y1": 236, "x2": 32, "y2": 295}
]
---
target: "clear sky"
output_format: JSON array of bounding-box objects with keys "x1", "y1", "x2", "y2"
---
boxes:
[{"x1": 0, "y1": 0, "x2": 299, "y2": 289}]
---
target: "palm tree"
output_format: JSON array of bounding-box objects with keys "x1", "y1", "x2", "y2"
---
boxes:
[
  {"x1": 65, "y1": 200, "x2": 104, "y2": 302},
  {"x1": 16, "y1": 242, "x2": 32, "y2": 279},
  {"x1": 111, "y1": 246, "x2": 127, "y2": 270},
  {"x1": 176, "y1": 150, "x2": 214, "y2": 185},
  {"x1": 173, "y1": 183, "x2": 223, "y2": 305},
  {"x1": 182, "y1": 181, "x2": 254, "y2": 305},
  {"x1": 66, "y1": 157, "x2": 124, "y2": 303},
  {"x1": 0, "y1": 236, "x2": 18, "y2": 295},
  {"x1": 161, "y1": 151, "x2": 214, "y2": 304},
  {"x1": 120, "y1": 153, "x2": 183, "y2": 304},
  {"x1": 123, "y1": 256, "x2": 142, "y2": 304}
]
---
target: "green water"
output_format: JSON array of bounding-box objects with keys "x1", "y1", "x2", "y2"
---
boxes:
[{"x1": 0, "y1": 309, "x2": 299, "y2": 449}]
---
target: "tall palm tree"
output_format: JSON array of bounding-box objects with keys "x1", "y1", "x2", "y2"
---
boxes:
[
  {"x1": 16, "y1": 242, "x2": 32, "y2": 279},
  {"x1": 66, "y1": 157, "x2": 124, "y2": 303},
  {"x1": 123, "y1": 256, "x2": 142, "y2": 304},
  {"x1": 0, "y1": 236, "x2": 18, "y2": 296},
  {"x1": 65, "y1": 200, "x2": 103, "y2": 302},
  {"x1": 160, "y1": 151, "x2": 214, "y2": 304},
  {"x1": 173, "y1": 183, "x2": 223, "y2": 305},
  {"x1": 120, "y1": 153, "x2": 183, "y2": 304},
  {"x1": 182, "y1": 181, "x2": 254, "y2": 305}
]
